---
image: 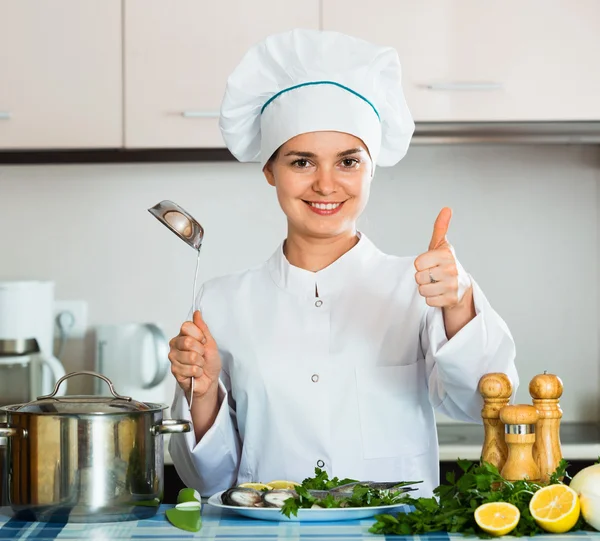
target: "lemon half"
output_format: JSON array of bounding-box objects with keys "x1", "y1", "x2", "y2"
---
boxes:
[
  {"x1": 265, "y1": 480, "x2": 301, "y2": 490},
  {"x1": 475, "y1": 502, "x2": 520, "y2": 536},
  {"x1": 238, "y1": 482, "x2": 274, "y2": 491},
  {"x1": 529, "y1": 484, "x2": 580, "y2": 533}
]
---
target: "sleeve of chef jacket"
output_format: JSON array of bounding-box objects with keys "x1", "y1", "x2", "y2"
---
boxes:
[
  {"x1": 168, "y1": 287, "x2": 242, "y2": 496},
  {"x1": 420, "y1": 273, "x2": 519, "y2": 424}
]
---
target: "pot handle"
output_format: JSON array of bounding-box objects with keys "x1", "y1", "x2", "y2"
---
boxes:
[
  {"x1": 0, "y1": 424, "x2": 20, "y2": 438},
  {"x1": 37, "y1": 370, "x2": 132, "y2": 402},
  {"x1": 152, "y1": 419, "x2": 191, "y2": 435}
]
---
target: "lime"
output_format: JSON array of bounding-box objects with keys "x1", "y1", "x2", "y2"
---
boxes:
[
  {"x1": 166, "y1": 502, "x2": 202, "y2": 532},
  {"x1": 177, "y1": 488, "x2": 201, "y2": 505}
]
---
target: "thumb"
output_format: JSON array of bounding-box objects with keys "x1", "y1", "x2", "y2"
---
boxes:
[
  {"x1": 428, "y1": 207, "x2": 452, "y2": 251},
  {"x1": 193, "y1": 310, "x2": 215, "y2": 345}
]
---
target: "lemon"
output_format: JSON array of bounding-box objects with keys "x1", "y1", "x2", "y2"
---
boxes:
[
  {"x1": 474, "y1": 502, "x2": 520, "y2": 536},
  {"x1": 238, "y1": 482, "x2": 274, "y2": 491},
  {"x1": 529, "y1": 484, "x2": 580, "y2": 533},
  {"x1": 265, "y1": 480, "x2": 301, "y2": 490}
]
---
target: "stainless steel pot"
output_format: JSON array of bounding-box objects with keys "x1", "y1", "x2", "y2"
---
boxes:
[{"x1": 0, "y1": 371, "x2": 190, "y2": 522}]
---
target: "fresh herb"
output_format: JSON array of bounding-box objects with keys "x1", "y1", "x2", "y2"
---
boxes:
[
  {"x1": 370, "y1": 459, "x2": 592, "y2": 538},
  {"x1": 299, "y1": 468, "x2": 357, "y2": 490},
  {"x1": 548, "y1": 458, "x2": 570, "y2": 484},
  {"x1": 280, "y1": 468, "x2": 419, "y2": 518}
]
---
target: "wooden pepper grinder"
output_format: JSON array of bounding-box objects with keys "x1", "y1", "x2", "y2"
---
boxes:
[
  {"x1": 499, "y1": 404, "x2": 541, "y2": 482},
  {"x1": 530, "y1": 372, "x2": 564, "y2": 483},
  {"x1": 478, "y1": 373, "x2": 512, "y2": 471}
]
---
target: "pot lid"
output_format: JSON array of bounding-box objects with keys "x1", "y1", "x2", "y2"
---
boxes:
[
  {"x1": 11, "y1": 371, "x2": 155, "y2": 414},
  {"x1": 13, "y1": 395, "x2": 153, "y2": 414}
]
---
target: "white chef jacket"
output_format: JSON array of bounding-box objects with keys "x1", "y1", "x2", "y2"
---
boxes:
[{"x1": 169, "y1": 233, "x2": 518, "y2": 497}]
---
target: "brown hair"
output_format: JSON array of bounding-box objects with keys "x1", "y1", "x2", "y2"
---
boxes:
[{"x1": 266, "y1": 146, "x2": 280, "y2": 165}]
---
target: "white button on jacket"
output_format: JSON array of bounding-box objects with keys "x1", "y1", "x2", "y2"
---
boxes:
[{"x1": 170, "y1": 234, "x2": 518, "y2": 497}]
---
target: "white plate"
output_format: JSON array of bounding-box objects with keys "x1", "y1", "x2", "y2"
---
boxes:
[{"x1": 206, "y1": 490, "x2": 409, "y2": 522}]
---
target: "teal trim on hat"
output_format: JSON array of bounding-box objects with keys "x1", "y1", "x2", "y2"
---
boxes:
[{"x1": 260, "y1": 81, "x2": 380, "y2": 121}]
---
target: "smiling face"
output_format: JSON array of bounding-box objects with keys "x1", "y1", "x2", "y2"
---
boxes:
[{"x1": 263, "y1": 131, "x2": 373, "y2": 241}]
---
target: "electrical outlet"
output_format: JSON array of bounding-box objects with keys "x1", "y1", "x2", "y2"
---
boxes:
[{"x1": 54, "y1": 300, "x2": 88, "y2": 338}]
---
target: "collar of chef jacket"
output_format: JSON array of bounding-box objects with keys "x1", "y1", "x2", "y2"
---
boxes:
[{"x1": 267, "y1": 232, "x2": 380, "y2": 298}]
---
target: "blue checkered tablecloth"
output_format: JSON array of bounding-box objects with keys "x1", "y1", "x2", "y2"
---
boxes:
[{"x1": 1, "y1": 504, "x2": 599, "y2": 541}]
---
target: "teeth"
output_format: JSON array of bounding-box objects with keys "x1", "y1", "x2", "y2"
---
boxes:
[{"x1": 310, "y1": 202, "x2": 341, "y2": 210}]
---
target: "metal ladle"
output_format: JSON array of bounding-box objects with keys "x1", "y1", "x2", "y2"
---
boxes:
[{"x1": 148, "y1": 200, "x2": 204, "y2": 411}]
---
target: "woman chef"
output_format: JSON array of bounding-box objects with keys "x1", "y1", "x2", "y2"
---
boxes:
[{"x1": 168, "y1": 29, "x2": 519, "y2": 497}]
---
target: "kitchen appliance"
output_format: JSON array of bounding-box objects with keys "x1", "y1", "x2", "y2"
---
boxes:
[
  {"x1": 0, "y1": 281, "x2": 67, "y2": 506},
  {"x1": 0, "y1": 433, "x2": 6, "y2": 506},
  {"x1": 0, "y1": 371, "x2": 190, "y2": 522},
  {"x1": 94, "y1": 323, "x2": 170, "y2": 404},
  {"x1": 148, "y1": 200, "x2": 204, "y2": 409},
  {"x1": 0, "y1": 281, "x2": 66, "y2": 405}
]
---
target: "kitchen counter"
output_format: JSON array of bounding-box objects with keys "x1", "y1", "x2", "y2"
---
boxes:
[
  {"x1": 1, "y1": 504, "x2": 599, "y2": 540},
  {"x1": 437, "y1": 422, "x2": 600, "y2": 462},
  {"x1": 163, "y1": 423, "x2": 600, "y2": 466}
]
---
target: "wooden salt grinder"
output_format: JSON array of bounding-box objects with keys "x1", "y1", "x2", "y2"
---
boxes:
[
  {"x1": 530, "y1": 372, "x2": 564, "y2": 483},
  {"x1": 499, "y1": 405, "x2": 541, "y2": 482},
  {"x1": 478, "y1": 373, "x2": 512, "y2": 470}
]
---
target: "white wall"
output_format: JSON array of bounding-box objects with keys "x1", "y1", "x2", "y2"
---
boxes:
[{"x1": 1, "y1": 144, "x2": 598, "y2": 421}]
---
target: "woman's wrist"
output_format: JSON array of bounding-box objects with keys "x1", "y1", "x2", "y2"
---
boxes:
[
  {"x1": 442, "y1": 285, "x2": 476, "y2": 339},
  {"x1": 191, "y1": 382, "x2": 222, "y2": 441}
]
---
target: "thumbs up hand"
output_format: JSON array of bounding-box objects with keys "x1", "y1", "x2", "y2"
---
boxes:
[{"x1": 414, "y1": 207, "x2": 472, "y2": 309}]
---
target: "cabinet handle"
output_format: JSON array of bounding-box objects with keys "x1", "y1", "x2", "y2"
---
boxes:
[
  {"x1": 181, "y1": 111, "x2": 220, "y2": 119},
  {"x1": 425, "y1": 82, "x2": 503, "y2": 91},
  {"x1": 0, "y1": 112, "x2": 11, "y2": 120}
]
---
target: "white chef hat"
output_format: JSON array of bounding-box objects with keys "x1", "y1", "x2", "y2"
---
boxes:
[{"x1": 219, "y1": 29, "x2": 415, "y2": 168}]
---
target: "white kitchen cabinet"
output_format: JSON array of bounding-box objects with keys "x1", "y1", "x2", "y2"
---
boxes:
[
  {"x1": 124, "y1": 0, "x2": 319, "y2": 148},
  {"x1": 322, "y1": 0, "x2": 600, "y2": 122},
  {"x1": 0, "y1": 0, "x2": 122, "y2": 149}
]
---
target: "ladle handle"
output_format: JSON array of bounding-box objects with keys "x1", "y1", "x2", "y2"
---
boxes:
[{"x1": 37, "y1": 370, "x2": 132, "y2": 402}]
